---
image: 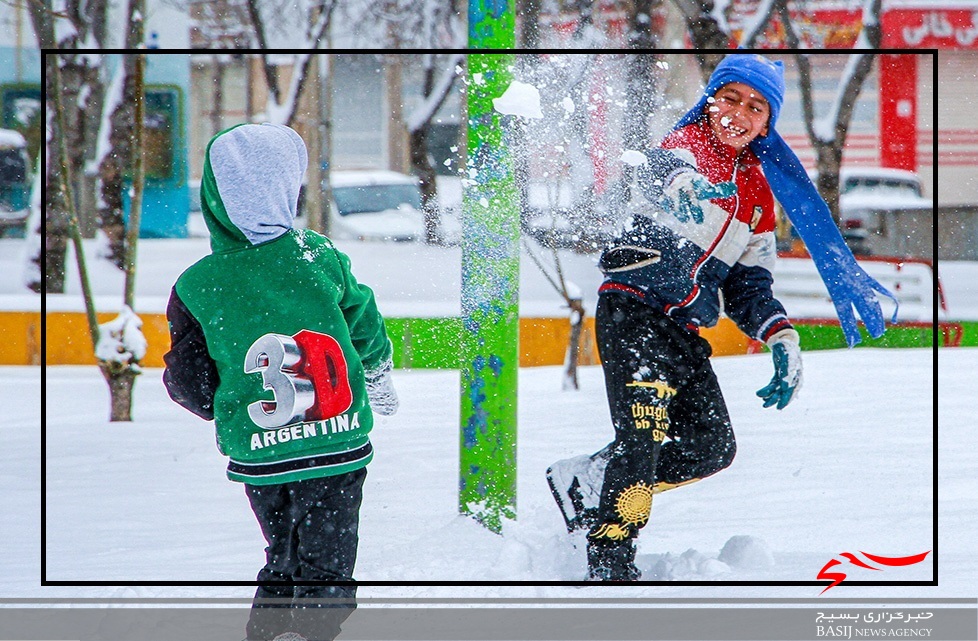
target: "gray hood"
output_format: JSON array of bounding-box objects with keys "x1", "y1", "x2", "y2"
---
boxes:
[{"x1": 203, "y1": 123, "x2": 308, "y2": 251}]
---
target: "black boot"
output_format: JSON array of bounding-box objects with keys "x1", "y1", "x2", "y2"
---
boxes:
[{"x1": 586, "y1": 539, "x2": 641, "y2": 581}]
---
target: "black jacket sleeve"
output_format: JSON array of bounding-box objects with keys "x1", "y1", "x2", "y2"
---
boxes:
[
  {"x1": 722, "y1": 262, "x2": 792, "y2": 342},
  {"x1": 163, "y1": 287, "x2": 219, "y2": 420}
]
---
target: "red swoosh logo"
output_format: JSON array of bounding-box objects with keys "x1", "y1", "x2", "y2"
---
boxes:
[{"x1": 817, "y1": 551, "x2": 931, "y2": 594}]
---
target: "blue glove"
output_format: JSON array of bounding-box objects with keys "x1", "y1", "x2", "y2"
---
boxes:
[
  {"x1": 756, "y1": 329, "x2": 802, "y2": 410},
  {"x1": 660, "y1": 172, "x2": 737, "y2": 224}
]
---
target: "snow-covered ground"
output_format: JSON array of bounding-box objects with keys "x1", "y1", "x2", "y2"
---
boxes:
[
  {"x1": 1, "y1": 236, "x2": 972, "y2": 602},
  {"x1": 5, "y1": 346, "x2": 971, "y2": 599}
]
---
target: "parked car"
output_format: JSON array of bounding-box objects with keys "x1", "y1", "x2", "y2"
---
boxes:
[
  {"x1": 0, "y1": 129, "x2": 31, "y2": 237},
  {"x1": 787, "y1": 167, "x2": 934, "y2": 256},
  {"x1": 326, "y1": 170, "x2": 426, "y2": 242},
  {"x1": 296, "y1": 170, "x2": 458, "y2": 244}
]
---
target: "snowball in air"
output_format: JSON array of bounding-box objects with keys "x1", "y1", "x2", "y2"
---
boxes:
[
  {"x1": 621, "y1": 150, "x2": 649, "y2": 166},
  {"x1": 493, "y1": 81, "x2": 543, "y2": 119}
]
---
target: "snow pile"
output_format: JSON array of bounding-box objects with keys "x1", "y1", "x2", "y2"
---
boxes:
[
  {"x1": 631, "y1": 536, "x2": 775, "y2": 580},
  {"x1": 94, "y1": 305, "x2": 147, "y2": 365},
  {"x1": 646, "y1": 548, "x2": 732, "y2": 580},
  {"x1": 718, "y1": 534, "x2": 776, "y2": 570},
  {"x1": 0, "y1": 128, "x2": 26, "y2": 147}
]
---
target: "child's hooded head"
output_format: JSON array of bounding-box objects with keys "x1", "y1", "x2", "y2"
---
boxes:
[{"x1": 200, "y1": 123, "x2": 308, "y2": 252}]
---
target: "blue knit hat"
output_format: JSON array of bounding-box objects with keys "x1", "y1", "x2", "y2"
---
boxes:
[
  {"x1": 676, "y1": 53, "x2": 785, "y2": 133},
  {"x1": 672, "y1": 53, "x2": 897, "y2": 347}
]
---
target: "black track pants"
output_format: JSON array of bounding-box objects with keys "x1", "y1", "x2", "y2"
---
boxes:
[
  {"x1": 244, "y1": 467, "x2": 366, "y2": 641},
  {"x1": 589, "y1": 294, "x2": 736, "y2": 543}
]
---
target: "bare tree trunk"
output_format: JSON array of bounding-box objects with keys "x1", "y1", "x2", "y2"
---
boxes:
[
  {"x1": 123, "y1": 52, "x2": 145, "y2": 311},
  {"x1": 411, "y1": 125, "x2": 439, "y2": 244},
  {"x1": 246, "y1": 0, "x2": 281, "y2": 105},
  {"x1": 573, "y1": 0, "x2": 594, "y2": 39},
  {"x1": 319, "y1": 54, "x2": 333, "y2": 237},
  {"x1": 563, "y1": 297, "x2": 586, "y2": 391},
  {"x1": 407, "y1": 54, "x2": 462, "y2": 245},
  {"x1": 28, "y1": 0, "x2": 55, "y2": 49},
  {"x1": 99, "y1": 363, "x2": 138, "y2": 422},
  {"x1": 51, "y1": 57, "x2": 101, "y2": 354},
  {"x1": 412, "y1": 59, "x2": 440, "y2": 244},
  {"x1": 212, "y1": 55, "x2": 225, "y2": 137},
  {"x1": 795, "y1": 49, "x2": 878, "y2": 223},
  {"x1": 671, "y1": 0, "x2": 730, "y2": 78},
  {"x1": 814, "y1": 145, "x2": 844, "y2": 221},
  {"x1": 623, "y1": 54, "x2": 659, "y2": 151}
]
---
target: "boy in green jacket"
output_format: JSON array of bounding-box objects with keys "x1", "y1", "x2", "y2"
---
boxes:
[{"x1": 164, "y1": 123, "x2": 397, "y2": 641}]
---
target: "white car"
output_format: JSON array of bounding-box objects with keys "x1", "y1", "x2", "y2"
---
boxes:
[
  {"x1": 803, "y1": 167, "x2": 933, "y2": 256},
  {"x1": 324, "y1": 170, "x2": 426, "y2": 242}
]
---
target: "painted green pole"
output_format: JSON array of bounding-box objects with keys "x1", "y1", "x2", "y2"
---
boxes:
[{"x1": 460, "y1": 3, "x2": 519, "y2": 533}]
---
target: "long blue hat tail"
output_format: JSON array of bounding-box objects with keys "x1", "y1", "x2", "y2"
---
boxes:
[{"x1": 675, "y1": 54, "x2": 898, "y2": 347}]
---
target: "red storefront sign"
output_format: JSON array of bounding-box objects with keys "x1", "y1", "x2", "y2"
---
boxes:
[
  {"x1": 727, "y1": 3, "x2": 861, "y2": 48},
  {"x1": 727, "y1": 2, "x2": 978, "y2": 50},
  {"x1": 883, "y1": 7, "x2": 978, "y2": 49}
]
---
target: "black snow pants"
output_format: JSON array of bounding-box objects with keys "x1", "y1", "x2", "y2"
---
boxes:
[
  {"x1": 589, "y1": 293, "x2": 736, "y2": 544},
  {"x1": 244, "y1": 467, "x2": 366, "y2": 641}
]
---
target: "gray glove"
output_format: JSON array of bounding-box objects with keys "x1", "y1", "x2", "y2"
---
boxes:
[{"x1": 364, "y1": 359, "x2": 399, "y2": 416}]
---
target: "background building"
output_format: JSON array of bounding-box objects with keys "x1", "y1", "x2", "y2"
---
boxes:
[{"x1": 5, "y1": 0, "x2": 974, "y2": 257}]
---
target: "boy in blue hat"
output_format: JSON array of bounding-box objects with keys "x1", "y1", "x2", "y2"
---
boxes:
[{"x1": 547, "y1": 54, "x2": 895, "y2": 581}]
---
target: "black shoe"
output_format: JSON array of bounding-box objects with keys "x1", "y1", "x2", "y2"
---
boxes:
[{"x1": 586, "y1": 539, "x2": 641, "y2": 581}]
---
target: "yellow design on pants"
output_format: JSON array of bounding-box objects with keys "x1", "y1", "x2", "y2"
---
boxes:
[
  {"x1": 615, "y1": 481, "x2": 654, "y2": 526},
  {"x1": 590, "y1": 522, "x2": 632, "y2": 541}
]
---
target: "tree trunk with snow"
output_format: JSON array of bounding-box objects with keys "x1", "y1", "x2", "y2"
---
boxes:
[
  {"x1": 100, "y1": 50, "x2": 147, "y2": 423},
  {"x1": 735, "y1": 1, "x2": 882, "y2": 228},
  {"x1": 794, "y1": 48, "x2": 879, "y2": 223},
  {"x1": 96, "y1": 56, "x2": 137, "y2": 271},
  {"x1": 43, "y1": 35, "x2": 110, "y2": 291},
  {"x1": 44, "y1": 55, "x2": 73, "y2": 293},
  {"x1": 22, "y1": 141, "x2": 44, "y2": 292},
  {"x1": 51, "y1": 57, "x2": 102, "y2": 360},
  {"x1": 406, "y1": 54, "x2": 463, "y2": 245},
  {"x1": 246, "y1": 3, "x2": 335, "y2": 127},
  {"x1": 95, "y1": 305, "x2": 148, "y2": 423},
  {"x1": 671, "y1": 0, "x2": 730, "y2": 77}
]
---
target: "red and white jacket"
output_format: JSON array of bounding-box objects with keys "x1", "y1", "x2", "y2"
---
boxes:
[{"x1": 598, "y1": 119, "x2": 792, "y2": 343}]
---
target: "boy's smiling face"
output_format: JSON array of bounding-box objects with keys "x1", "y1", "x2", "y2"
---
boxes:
[{"x1": 706, "y1": 82, "x2": 771, "y2": 151}]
